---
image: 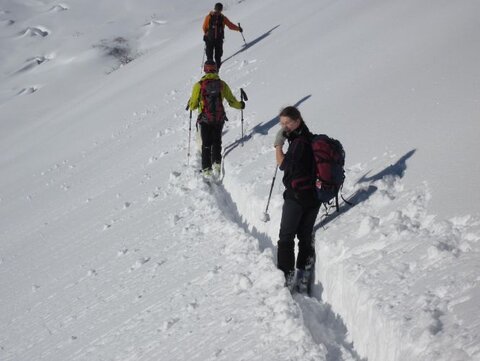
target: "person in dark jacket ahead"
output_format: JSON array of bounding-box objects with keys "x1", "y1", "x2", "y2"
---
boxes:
[
  {"x1": 273, "y1": 106, "x2": 320, "y2": 292},
  {"x1": 202, "y1": 2, "x2": 243, "y2": 70}
]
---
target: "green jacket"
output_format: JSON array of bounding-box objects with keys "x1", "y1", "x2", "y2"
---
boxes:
[{"x1": 189, "y1": 73, "x2": 243, "y2": 114}]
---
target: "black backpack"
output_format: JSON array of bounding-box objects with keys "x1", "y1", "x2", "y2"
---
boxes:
[
  {"x1": 199, "y1": 78, "x2": 226, "y2": 123},
  {"x1": 206, "y1": 13, "x2": 224, "y2": 41}
]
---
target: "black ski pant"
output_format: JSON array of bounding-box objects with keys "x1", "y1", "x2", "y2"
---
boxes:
[
  {"x1": 205, "y1": 39, "x2": 223, "y2": 69},
  {"x1": 200, "y1": 122, "x2": 224, "y2": 170},
  {"x1": 277, "y1": 197, "x2": 320, "y2": 277}
]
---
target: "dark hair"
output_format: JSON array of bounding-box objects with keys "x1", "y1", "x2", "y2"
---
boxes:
[
  {"x1": 214, "y1": 3, "x2": 223, "y2": 11},
  {"x1": 279, "y1": 106, "x2": 303, "y2": 122}
]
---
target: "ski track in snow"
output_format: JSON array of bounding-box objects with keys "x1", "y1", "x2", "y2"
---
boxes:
[
  {"x1": 0, "y1": 84, "x2": 336, "y2": 360},
  {"x1": 62, "y1": 168, "x2": 330, "y2": 361}
]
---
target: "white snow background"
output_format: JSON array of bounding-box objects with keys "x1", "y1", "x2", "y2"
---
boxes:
[{"x1": 1, "y1": 0, "x2": 479, "y2": 360}]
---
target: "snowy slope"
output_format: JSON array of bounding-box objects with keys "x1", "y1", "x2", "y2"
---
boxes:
[{"x1": 1, "y1": 0, "x2": 479, "y2": 360}]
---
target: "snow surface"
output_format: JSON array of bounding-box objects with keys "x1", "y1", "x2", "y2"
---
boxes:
[{"x1": 1, "y1": 0, "x2": 479, "y2": 360}]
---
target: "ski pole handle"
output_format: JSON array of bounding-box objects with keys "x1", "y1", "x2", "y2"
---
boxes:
[
  {"x1": 238, "y1": 23, "x2": 247, "y2": 45},
  {"x1": 240, "y1": 88, "x2": 248, "y2": 101},
  {"x1": 240, "y1": 89, "x2": 245, "y2": 146}
]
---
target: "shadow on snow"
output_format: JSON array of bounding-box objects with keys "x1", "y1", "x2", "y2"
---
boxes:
[
  {"x1": 223, "y1": 94, "x2": 312, "y2": 159},
  {"x1": 222, "y1": 25, "x2": 280, "y2": 65},
  {"x1": 314, "y1": 149, "x2": 416, "y2": 232}
]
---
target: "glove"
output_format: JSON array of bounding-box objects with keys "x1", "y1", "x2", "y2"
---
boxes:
[
  {"x1": 203, "y1": 34, "x2": 208, "y2": 42},
  {"x1": 274, "y1": 128, "x2": 286, "y2": 147},
  {"x1": 239, "y1": 26, "x2": 243, "y2": 33},
  {"x1": 240, "y1": 101, "x2": 245, "y2": 109}
]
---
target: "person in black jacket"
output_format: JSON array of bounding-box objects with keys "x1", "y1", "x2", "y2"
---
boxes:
[{"x1": 274, "y1": 106, "x2": 320, "y2": 292}]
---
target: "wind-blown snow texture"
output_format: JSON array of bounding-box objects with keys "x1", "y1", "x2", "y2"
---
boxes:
[{"x1": 1, "y1": 0, "x2": 479, "y2": 360}]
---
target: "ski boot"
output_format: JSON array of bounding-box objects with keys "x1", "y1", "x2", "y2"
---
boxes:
[
  {"x1": 295, "y1": 263, "x2": 315, "y2": 295},
  {"x1": 284, "y1": 270, "x2": 296, "y2": 293},
  {"x1": 212, "y1": 162, "x2": 221, "y2": 179}
]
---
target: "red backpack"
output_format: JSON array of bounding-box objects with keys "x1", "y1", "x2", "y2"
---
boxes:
[
  {"x1": 199, "y1": 79, "x2": 226, "y2": 123},
  {"x1": 311, "y1": 134, "x2": 345, "y2": 209}
]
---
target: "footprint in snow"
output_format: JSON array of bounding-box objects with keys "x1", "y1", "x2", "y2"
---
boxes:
[
  {"x1": 147, "y1": 192, "x2": 159, "y2": 202},
  {"x1": 1, "y1": 19, "x2": 15, "y2": 26},
  {"x1": 185, "y1": 301, "x2": 199, "y2": 312},
  {"x1": 17, "y1": 86, "x2": 40, "y2": 96},
  {"x1": 143, "y1": 19, "x2": 168, "y2": 27},
  {"x1": 233, "y1": 274, "x2": 253, "y2": 293},
  {"x1": 129, "y1": 257, "x2": 151, "y2": 272},
  {"x1": 49, "y1": 4, "x2": 69, "y2": 12},
  {"x1": 87, "y1": 269, "x2": 98, "y2": 277},
  {"x1": 356, "y1": 216, "x2": 380, "y2": 237},
  {"x1": 18, "y1": 26, "x2": 51, "y2": 38},
  {"x1": 103, "y1": 220, "x2": 116, "y2": 230},
  {"x1": 15, "y1": 56, "x2": 51, "y2": 74},
  {"x1": 170, "y1": 214, "x2": 181, "y2": 226},
  {"x1": 117, "y1": 247, "x2": 128, "y2": 256},
  {"x1": 161, "y1": 317, "x2": 179, "y2": 332}
]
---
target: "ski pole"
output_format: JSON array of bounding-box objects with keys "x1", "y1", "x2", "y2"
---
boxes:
[
  {"x1": 186, "y1": 102, "x2": 192, "y2": 165},
  {"x1": 201, "y1": 45, "x2": 206, "y2": 74},
  {"x1": 240, "y1": 88, "x2": 248, "y2": 146},
  {"x1": 261, "y1": 165, "x2": 278, "y2": 222},
  {"x1": 238, "y1": 23, "x2": 247, "y2": 46}
]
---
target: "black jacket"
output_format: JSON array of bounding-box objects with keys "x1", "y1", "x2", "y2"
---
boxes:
[{"x1": 280, "y1": 122, "x2": 320, "y2": 207}]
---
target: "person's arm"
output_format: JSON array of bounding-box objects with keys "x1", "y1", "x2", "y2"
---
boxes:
[
  {"x1": 189, "y1": 82, "x2": 201, "y2": 111},
  {"x1": 223, "y1": 16, "x2": 241, "y2": 31},
  {"x1": 274, "y1": 129, "x2": 287, "y2": 166},
  {"x1": 202, "y1": 14, "x2": 211, "y2": 34},
  {"x1": 221, "y1": 81, "x2": 243, "y2": 109},
  {"x1": 275, "y1": 145, "x2": 285, "y2": 166}
]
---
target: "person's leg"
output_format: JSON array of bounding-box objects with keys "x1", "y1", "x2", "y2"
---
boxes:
[
  {"x1": 205, "y1": 40, "x2": 214, "y2": 62},
  {"x1": 295, "y1": 204, "x2": 319, "y2": 294},
  {"x1": 296, "y1": 205, "x2": 320, "y2": 270},
  {"x1": 200, "y1": 123, "x2": 214, "y2": 170},
  {"x1": 214, "y1": 40, "x2": 223, "y2": 69},
  {"x1": 277, "y1": 198, "x2": 303, "y2": 277},
  {"x1": 211, "y1": 123, "x2": 224, "y2": 165}
]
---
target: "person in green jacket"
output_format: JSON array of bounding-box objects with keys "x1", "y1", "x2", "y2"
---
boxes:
[{"x1": 189, "y1": 60, "x2": 244, "y2": 177}]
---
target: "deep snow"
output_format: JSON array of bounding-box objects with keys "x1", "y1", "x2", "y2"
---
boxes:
[{"x1": 1, "y1": 0, "x2": 479, "y2": 360}]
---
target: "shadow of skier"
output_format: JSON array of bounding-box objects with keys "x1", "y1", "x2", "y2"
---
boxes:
[
  {"x1": 223, "y1": 94, "x2": 312, "y2": 159},
  {"x1": 222, "y1": 25, "x2": 280, "y2": 65},
  {"x1": 294, "y1": 294, "x2": 367, "y2": 361},
  {"x1": 314, "y1": 149, "x2": 416, "y2": 231}
]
